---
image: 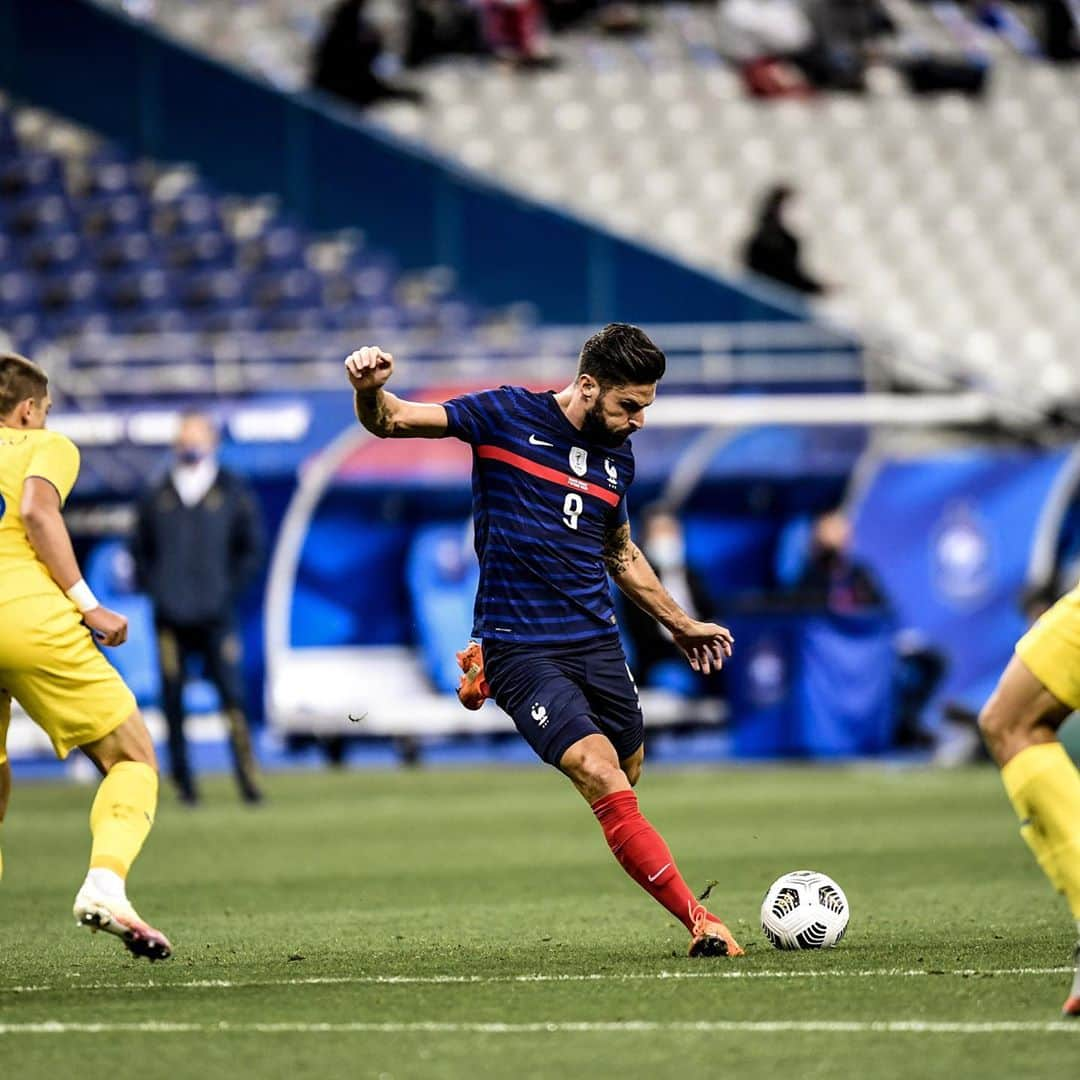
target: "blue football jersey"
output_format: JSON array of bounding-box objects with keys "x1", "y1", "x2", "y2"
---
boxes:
[{"x1": 443, "y1": 386, "x2": 635, "y2": 644}]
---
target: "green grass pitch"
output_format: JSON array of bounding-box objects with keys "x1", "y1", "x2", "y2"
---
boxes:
[{"x1": 1, "y1": 764, "x2": 1077, "y2": 1078}]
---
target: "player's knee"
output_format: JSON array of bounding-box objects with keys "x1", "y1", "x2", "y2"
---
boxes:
[
  {"x1": 561, "y1": 744, "x2": 623, "y2": 800},
  {"x1": 86, "y1": 712, "x2": 158, "y2": 774}
]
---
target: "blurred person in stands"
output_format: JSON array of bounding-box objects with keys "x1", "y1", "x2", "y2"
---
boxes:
[
  {"x1": 312, "y1": 0, "x2": 424, "y2": 107},
  {"x1": 622, "y1": 507, "x2": 716, "y2": 696},
  {"x1": 1040, "y1": 0, "x2": 1080, "y2": 59},
  {"x1": 795, "y1": 510, "x2": 883, "y2": 613},
  {"x1": 801, "y1": 0, "x2": 895, "y2": 91},
  {"x1": 742, "y1": 184, "x2": 826, "y2": 297},
  {"x1": 718, "y1": 0, "x2": 817, "y2": 97},
  {"x1": 482, "y1": 0, "x2": 558, "y2": 66},
  {"x1": 404, "y1": 0, "x2": 487, "y2": 67},
  {"x1": 544, "y1": 0, "x2": 646, "y2": 35},
  {"x1": 132, "y1": 412, "x2": 263, "y2": 806},
  {"x1": 795, "y1": 509, "x2": 943, "y2": 748}
]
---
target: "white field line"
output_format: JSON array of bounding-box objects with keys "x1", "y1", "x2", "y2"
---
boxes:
[
  {"x1": 1, "y1": 1020, "x2": 1079, "y2": 1036},
  {"x1": 2, "y1": 966, "x2": 1070, "y2": 995}
]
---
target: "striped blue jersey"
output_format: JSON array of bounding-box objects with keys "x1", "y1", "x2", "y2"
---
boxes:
[{"x1": 443, "y1": 386, "x2": 635, "y2": 644}]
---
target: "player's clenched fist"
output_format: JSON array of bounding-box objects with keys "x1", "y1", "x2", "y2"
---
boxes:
[
  {"x1": 83, "y1": 605, "x2": 129, "y2": 648},
  {"x1": 345, "y1": 346, "x2": 394, "y2": 393}
]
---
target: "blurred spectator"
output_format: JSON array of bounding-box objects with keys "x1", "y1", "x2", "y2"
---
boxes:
[
  {"x1": 794, "y1": 511, "x2": 883, "y2": 612},
  {"x1": 482, "y1": 0, "x2": 557, "y2": 66},
  {"x1": 622, "y1": 507, "x2": 716, "y2": 696},
  {"x1": 718, "y1": 0, "x2": 817, "y2": 97},
  {"x1": 794, "y1": 510, "x2": 944, "y2": 747},
  {"x1": 132, "y1": 412, "x2": 264, "y2": 805},
  {"x1": 742, "y1": 184, "x2": 826, "y2": 297},
  {"x1": 800, "y1": 0, "x2": 895, "y2": 91},
  {"x1": 1040, "y1": 0, "x2": 1080, "y2": 60},
  {"x1": 544, "y1": 0, "x2": 646, "y2": 35},
  {"x1": 312, "y1": 0, "x2": 424, "y2": 107},
  {"x1": 404, "y1": 1, "x2": 488, "y2": 67}
]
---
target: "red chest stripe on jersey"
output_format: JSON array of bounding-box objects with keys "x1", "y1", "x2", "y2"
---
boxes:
[{"x1": 476, "y1": 445, "x2": 621, "y2": 507}]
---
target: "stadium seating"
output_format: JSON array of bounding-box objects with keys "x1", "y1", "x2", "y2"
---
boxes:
[
  {"x1": 0, "y1": 89, "x2": 507, "y2": 383},
  {"x1": 98, "y1": 0, "x2": 1080, "y2": 406}
]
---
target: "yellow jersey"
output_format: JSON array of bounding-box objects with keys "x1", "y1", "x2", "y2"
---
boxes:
[{"x1": 0, "y1": 427, "x2": 81, "y2": 606}]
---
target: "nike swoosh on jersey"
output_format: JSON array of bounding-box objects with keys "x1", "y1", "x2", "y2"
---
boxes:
[{"x1": 528, "y1": 434, "x2": 554, "y2": 447}]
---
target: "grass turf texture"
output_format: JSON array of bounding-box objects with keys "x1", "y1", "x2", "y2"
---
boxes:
[{"x1": 1, "y1": 766, "x2": 1077, "y2": 1079}]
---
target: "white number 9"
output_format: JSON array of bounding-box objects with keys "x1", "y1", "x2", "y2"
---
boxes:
[{"x1": 562, "y1": 492, "x2": 584, "y2": 530}]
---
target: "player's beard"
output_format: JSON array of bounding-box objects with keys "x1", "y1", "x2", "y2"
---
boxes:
[{"x1": 582, "y1": 395, "x2": 630, "y2": 447}]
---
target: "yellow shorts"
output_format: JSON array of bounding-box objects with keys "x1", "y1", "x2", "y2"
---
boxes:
[
  {"x1": 0, "y1": 596, "x2": 136, "y2": 764},
  {"x1": 1016, "y1": 585, "x2": 1080, "y2": 710}
]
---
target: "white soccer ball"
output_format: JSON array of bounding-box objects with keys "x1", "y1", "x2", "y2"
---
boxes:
[{"x1": 760, "y1": 870, "x2": 849, "y2": 950}]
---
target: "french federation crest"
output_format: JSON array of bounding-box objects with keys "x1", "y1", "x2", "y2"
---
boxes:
[
  {"x1": 569, "y1": 447, "x2": 588, "y2": 477},
  {"x1": 604, "y1": 458, "x2": 618, "y2": 487}
]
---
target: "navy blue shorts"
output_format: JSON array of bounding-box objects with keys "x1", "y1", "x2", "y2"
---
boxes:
[{"x1": 482, "y1": 635, "x2": 645, "y2": 766}]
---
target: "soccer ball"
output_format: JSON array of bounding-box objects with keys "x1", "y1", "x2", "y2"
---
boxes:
[{"x1": 760, "y1": 870, "x2": 849, "y2": 950}]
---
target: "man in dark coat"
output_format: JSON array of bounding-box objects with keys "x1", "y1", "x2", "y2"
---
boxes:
[{"x1": 132, "y1": 412, "x2": 263, "y2": 804}]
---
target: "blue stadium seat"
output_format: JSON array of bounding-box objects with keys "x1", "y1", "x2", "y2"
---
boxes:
[
  {"x1": 80, "y1": 192, "x2": 150, "y2": 236},
  {"x1": 0, "y1": 153, "x2": 64, "y2": 198},
  {"x1": 84, "y1": 156, "x2": 140, "y2": 197},
  {"x1": 102, "y1": 266, "x2": 173, "y2": 312},
  {"x1": 0, "y1": 270, "x2": 38, "y2": 317},
  {"x1": 192, "y1": 306, "x2": 261, "y2": 333},
  {"x1": 245, "y1": 224, "x2": 306, "y2": 269},
  {"x1": 2, "y1": 193, "x2": 74, "y2": 237},
  {"x1": 94, "y1": 231, "x2": 155, "y2": 272},
  {"x1": 166, "y1": 230, "x2": 233, "y2": 270},
  {"x1": 38, "y1": 268, "x2": 101, "y2": 332},
  {"x1": 180, "y1": 267, "x2": 249, "y2": 311},
  {"x1": 24, "y1": 232, "x2": 84, "y2": 272},
  {"x1": 153, "y1": 193, "x2": 222, "y2": 237},
  {"x1": 252, "y1": 266, "x2": 322, "y2": 310}
]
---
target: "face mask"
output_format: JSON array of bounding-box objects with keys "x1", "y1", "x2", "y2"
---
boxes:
[
  {"x1": 176, "y1": 447, "x2": 207, "y2": 466},
  {"x1": 647, "y1": 535, "x2": 685, "y2": 572}
]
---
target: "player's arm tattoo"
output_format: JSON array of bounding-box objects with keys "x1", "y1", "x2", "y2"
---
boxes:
[
  {"x1": 602, "y1": 521, "x2": 640, "y2": 577},
  {"x1": 354, "y1": 388, "x2": 395, "y2": 438}
]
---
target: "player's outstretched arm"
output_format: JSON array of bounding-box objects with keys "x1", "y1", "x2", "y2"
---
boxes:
[
  {"x1": 603, "y1": 520, "x2": 733, "y2": 674},
  {"x1": 20, "y1": 478, "x2": 128, "y2": 646},
  {"x1": 345, "y1": 346, "x2": 449, "y2": 439}
]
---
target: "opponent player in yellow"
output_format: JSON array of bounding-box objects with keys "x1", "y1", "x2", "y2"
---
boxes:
[
  {"x1": 0, "y1": 352, "x2": 171, "y2": 960},
  {"x1": 980, "y1": 588, "x2": 1080, "y2": 1016}
]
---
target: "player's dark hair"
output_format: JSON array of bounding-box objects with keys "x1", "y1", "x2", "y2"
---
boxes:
[
  {"x1": 0, "y1": 352, "x2": 48, "y2": 416},
  {"x1": 577, "y1": 324, "x2": 666, "y2": 388}
]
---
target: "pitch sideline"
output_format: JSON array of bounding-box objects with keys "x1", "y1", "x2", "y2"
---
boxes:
[
  {"x1": 3, "y1": 965, "x2": 1071, "y2": 995},
  {"x1": 1, "y1": 1020, "x2": 1079, "y2": 1036}
]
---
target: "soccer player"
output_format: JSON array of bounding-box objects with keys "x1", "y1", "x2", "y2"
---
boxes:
[
  {"x1": 0, "y1": 353, "x2": 171, "y2": 960},
  {"x1": 345, "y1": 325, "x2": 744, "y2": 957},
  {"x1": 979, "y1": 599, "x2": 1080, "y2": 1015}
]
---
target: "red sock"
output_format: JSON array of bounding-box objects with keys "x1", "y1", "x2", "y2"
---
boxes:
[{"x1": 591, "y1": 789, "x2": 711, "y2": 932}]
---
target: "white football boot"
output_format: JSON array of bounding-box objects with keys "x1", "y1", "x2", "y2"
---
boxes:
[{"x1": 73, "y1": 870, "x2": 172, "y2": 961}]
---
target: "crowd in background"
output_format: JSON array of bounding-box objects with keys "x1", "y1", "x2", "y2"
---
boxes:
[{"x1": 312, "y1": 0, "x2": 1079, "y2": 108}]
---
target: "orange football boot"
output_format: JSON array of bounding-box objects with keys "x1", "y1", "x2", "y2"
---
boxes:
[
  {"x1": 688, "y1": 907, "x2": 745, "y2": 958},
  {"x1": 456, "y1": 641, "x2": 490, "y2": 711}
]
